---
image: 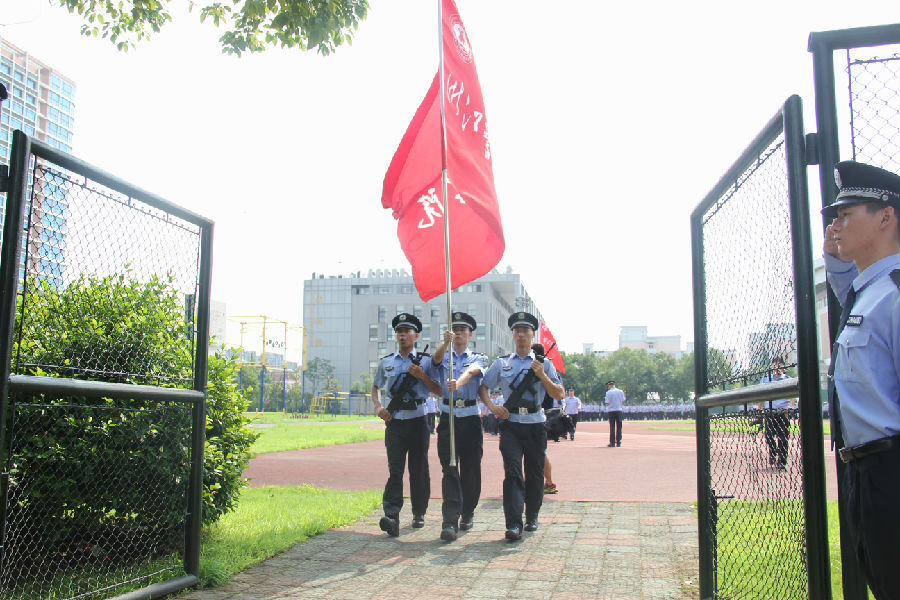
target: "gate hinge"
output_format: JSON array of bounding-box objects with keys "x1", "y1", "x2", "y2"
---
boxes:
[{"x1": 805, "y1": 133, "x2": 820, "y2": 166}]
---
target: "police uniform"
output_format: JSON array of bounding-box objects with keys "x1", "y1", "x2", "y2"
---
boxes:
[
  {"x1": 759, "y1": 369, "x2": 792, "y2": 469},
  {"x1": 824, "y1": 161, "x2": 900, "y2": 599},
  {"x1": 562, "y1": 390, "x2": 581, "y2": 440},
  {"x1": 373, "y1": 313, "x2": 435, "y2": 536},
  {"x1": 427, "y1": 311, "x2": 487, "y2": 540},
  {"x1": 605, "y1": 381, "x2": 626, "y2": 446},
  {"x1": 481, "y1": 312, "x2": 562, "y2": 540}
]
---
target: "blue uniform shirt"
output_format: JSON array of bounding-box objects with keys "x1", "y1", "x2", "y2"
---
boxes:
[
  {"x1": 605, "y1": 387, "x2": 626, "y2": 411},
  {"x1": 760, "y1": 372, "x2": 792, "y2": 409},
  {"x1": 428, "y1": 347, "x2": 487, "y2": 418},
  {"x1": 826, "y1": 252, "x2": 900, "y2": 446},
  {"x1": 373, "y1": 349, "x2": 435, "y2": 420},
  {"x1": 481, "y1": 351, "x2": 560, "y2": 424}
]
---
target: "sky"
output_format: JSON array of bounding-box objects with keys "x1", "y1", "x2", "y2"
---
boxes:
[{"x1": 2, "y1": 0, "x2": 898, "y2": 353}]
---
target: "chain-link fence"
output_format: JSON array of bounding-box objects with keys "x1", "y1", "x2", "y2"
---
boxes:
[
  {"x1": 847, "y1": 47, "x2": 900, "y2": 171},
  {"x1": 692, "y1": 96, "x2": 827, "y2": 599},
  {"x1": 0, "y1": 132, "x2": 212, "y2": 599}
]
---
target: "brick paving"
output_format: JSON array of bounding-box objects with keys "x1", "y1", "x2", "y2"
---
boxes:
[{"x1": 179, "y1": 500, "x2": 699, "y2": 600}]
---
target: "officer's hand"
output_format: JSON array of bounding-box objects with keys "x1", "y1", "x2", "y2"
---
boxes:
[
  {"x1": 824, "y1": 223, "x2": 843, "y2": 259},
  {"x1": 530, "y1": 360, "x2": 544, "y2": 377},
  {"x1": 408, "y1": 364, "x2": 425, "y2": 379},
  {"x1": 492, "y1": 405, "x2": 510, "y2": 420},
  {"x1": 377, "y1": 407, "x2": 392, "y2": 422},
  {"x1": 447, "y1": 378, "x2": 459, "y2": 392},
  {"x1": 442, "y1": 330, "x2": 453, "y2": 345}
]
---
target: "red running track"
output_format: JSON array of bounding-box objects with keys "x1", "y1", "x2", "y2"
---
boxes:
[{"x1": 243, "y1": 420, "x2": 839, "y2": 502}]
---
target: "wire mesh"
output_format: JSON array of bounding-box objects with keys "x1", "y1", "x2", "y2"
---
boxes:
[
  {"x1": 1, "y1": 396, "x2": 191, "y2": 599},
  {"x1": 13, "y1": 157, "x2": 201, "y2": 386},
  {"x1": 708, "y1": 409, "x2": 807, "y2": 600},
  {"x1": 1, "y1": 144, "x2": 205, "y2": 599},
  {"x1": 698, "y1": 128, "x2": 809, "y2": 598},
  {"x1": 847, "y1": 47, "x2": 900, "y2": 171},
  {"x1": 701, "y1": 135, "x2": 797, "y2": 390}
]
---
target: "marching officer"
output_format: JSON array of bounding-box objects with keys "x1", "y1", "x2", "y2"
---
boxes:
[
  {"x1": 428, "y1": 312, "x2": 488, "y2": 541},
  {"x1": 479, "y1": 311, "x2": 564, "y2": 541},
  {"x1": 371, "y1": 313, "x2": 442, "y2": 537},
  {"x1": 823, "y1": 161, "x2": 900, "y2": 599}
]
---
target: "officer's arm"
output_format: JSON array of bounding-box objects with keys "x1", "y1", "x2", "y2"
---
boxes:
[
  {"x1": 409, "y1": 363, "x2": 443, "y2": 396},
  {"x1": 371, "y1": 384, "x2": 391, "y2": 422},
  {"x1": 480, "y1": 383, "x2": 509, "y2": 419},
  {"x1": 430, "y1": 330, "x2": 453, "y2": 364},
  {"x1": 454, "y1": 362, "x2": 483, "y2": 388}
]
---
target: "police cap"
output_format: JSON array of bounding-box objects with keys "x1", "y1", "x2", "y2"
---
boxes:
[
  {"x1": 391, "y1": 313, "x2": 422, "y2": 332},
  {"x1": 451, "y1": 311, "x2": 477, "y2": 331},
  {"x1": 822, "y1": 161, "x2": 900, "y2": 220},
  {"x1": 507, "y1": 311, "x2": 539, "y2": 331},
  {"x1": 606, "y1": 380, "x2": 615, "y2": 386}
]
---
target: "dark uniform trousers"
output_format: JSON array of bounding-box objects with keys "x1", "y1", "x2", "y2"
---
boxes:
[
  {"x1": 844, "y1": 442, "x2": 900, "y2": 599},
  {"x1": 498, "y1": 420, "x2": 547, "y2": 529},
  {"x1": 763, "y1": 410, "x2": 790, "y2": 467},
  {"x1": 608, "y1": 410, "x2": 623, "y2": 444},
  {"x1": 383, "y1": 416, "x2": 430, "y2": 518},
  {"x1": 436, "y1": 413, "x2": 483, "y2": 526}
]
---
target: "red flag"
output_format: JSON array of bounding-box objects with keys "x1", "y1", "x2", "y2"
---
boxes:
[
  {"x1": 539, "y1": 321, "x2": 565, "y2": 374},
  {"x1": 382, "y1": 0, "x2": 504, "y2": 302}
]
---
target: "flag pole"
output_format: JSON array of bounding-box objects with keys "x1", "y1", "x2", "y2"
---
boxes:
[{"x1": 437, "y1": 0, "x2": 457, "y2": 467}]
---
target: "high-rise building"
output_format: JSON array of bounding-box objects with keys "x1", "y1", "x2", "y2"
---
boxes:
[
  {"x1": 303, "y1": 268, "x2": 546, "y2": 393},
  {"x1": 0, "y1": 35, "x2": 76, "y2": 287}
]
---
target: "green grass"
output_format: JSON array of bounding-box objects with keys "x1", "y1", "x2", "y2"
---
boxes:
[
  {"x1": 198, "y1": 485, "x2": 381, "y2": 587},
  {"x1": 244, "y1": 411, "x2": 377, "y2": 425},
  {"x1": 250, "y1": 421, "x2": 385, "y2": 455}
]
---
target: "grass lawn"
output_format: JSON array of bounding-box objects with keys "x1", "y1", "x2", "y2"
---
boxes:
[
  {"x1": 250, "y1": 420, "x2": 385, "y2": 455},
  {"x1": 244, "y1": 412, "x2": 377, "y2": 425},
  {"x1": 198, "y1": 485, "x2": 381, "y2": 587}
]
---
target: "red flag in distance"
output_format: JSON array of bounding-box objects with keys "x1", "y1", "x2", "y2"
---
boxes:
[{"x1": 539, "y1": 321, "x2": 565, "y2": 374}]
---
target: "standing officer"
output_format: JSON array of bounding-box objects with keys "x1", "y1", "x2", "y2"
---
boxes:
[
  {"x1": 428, "y1": 312, "x2": 487, "y2": 542},
  {"x1": 371, "y1": 313, "x2": 443, "y2": 537},
  {"x1": 479, "y1": 312, "x2": 564, "y2": 541},
  {"x1": 605, "y1": 381, "x2": 626, "y2": 447},
  {"x1": 562, "y1": 387, "x2": 582, "y2": 440},
  {"x1": 757, "y1": 357, "x2": 795, "y2": 470},
  {"x1": 823, "y1": 161, "x2": 900, "y2": 599}
]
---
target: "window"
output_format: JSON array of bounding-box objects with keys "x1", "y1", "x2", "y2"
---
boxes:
[
  {"x1": 352, "y1": 285, "x2": 369, "y2": 295},
  {"x1": 422, "y1": 324, "x2": 431, "y2": 341},
  {"x1": 413, "y1": 306, "x2": 423, "y2": 318},
  {"x1": 377, "y1": 306, "x2": 387, "y2": 323},
  {"x1": 467, "y1": 304, "x2": 477, "y2": 317},
  {"x1": 431, "y1": 306, "x2": 440, "y2": 318},
  {"x1": 377, "y1": 342, "x2": 386, "y2": 354},
  {"x1": 375, "y1": 285, "x2": 393, "y2": 294},
  {"x1": 369, "y1": 325, "x2": 378, "y2": 341},
  {"x1": 398, "y1": 285, "x2": 415, "y2": 294},
  {"x1": 396, "y1": 306, "x2": 405, "y2": 314},
  {"x1": 477, "y1": 323, "x2": 486, "y2": 340}
]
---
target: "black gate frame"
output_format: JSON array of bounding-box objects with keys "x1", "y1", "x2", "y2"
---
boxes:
[
  {"x1": 0, "y1": 130, "x2": 214, "y2": 599},
  {"x1": 692, "y1": 95, "x2": 829, "y2": 599}
]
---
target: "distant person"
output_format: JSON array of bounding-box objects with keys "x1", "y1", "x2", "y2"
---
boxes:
[
  {"x1": 823, "y1": 160, "x2": 900, "y2": 599},
  {"x1": 371, "y1": 313, "x2": 442, "y2": 537},
  {"x1": 425, "y1": 393, "x2": 438, "y2": 435},
  {"x1": 756, "y1": 357, "x2": 795, "y2": 470},
  {"x1": 605, "y1": 381, "x2": 626, "y2": 447},
  {"x1": 562, "y1": 387, "x2": 582, "y2": 440}
]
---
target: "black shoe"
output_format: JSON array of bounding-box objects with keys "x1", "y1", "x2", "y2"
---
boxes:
[
  {"x1": 440, "y1": 524, "x2": 458, "y2": 541},
  {"x1": 524, "y1": 519, "x2": 539, "y2": 532},
  {"x1": 459, "y1": 514, "x2": 474, "y2": 530},
  {"x1": 379, "y1": 516, "x2": 399, "y2": 537},
  {"x1": 412, "y1": 514, "x2": 425, "y2": 528},
  {"x1": 505, "y1": 525, "x2": 522, "y2": 541},
  {"x1": 607, "y1": 443, "x2": 616, "y2": 447},
  {"x1": 616, "y1": 442, "x2": 621, "y2": 447}
]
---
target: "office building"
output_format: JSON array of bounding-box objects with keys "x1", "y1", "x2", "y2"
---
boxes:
[
  {"x1": 619, "y1": 325, "x2": 684, "y2": 357},
  {"x1": 303, "y1": 267, "x2": 546, "y2": 393},
  {"x1": 0, "y1": 36, "x2": 76, "y2": 288}
]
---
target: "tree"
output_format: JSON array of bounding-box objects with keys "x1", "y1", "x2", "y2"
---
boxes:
[
  {"x1": 351, "y1": 370, "x2": 373, "y2": 394},
  {"x1": 56, "y1": 0, "x2": 369, "y2": 55},
  {"x1": 305, "y1": 356, "x2": 334, "y2": 397}
]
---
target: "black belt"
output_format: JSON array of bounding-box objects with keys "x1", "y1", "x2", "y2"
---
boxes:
[
  {"x1": 839, "y1": 434, "x2": 900, "y2": 463},
  {"x1": 509, "y1": 405, "x2": 542, "y2": 415},
  {"x1": 442, "y1": 398, "x2": 477, "y2": 407}
]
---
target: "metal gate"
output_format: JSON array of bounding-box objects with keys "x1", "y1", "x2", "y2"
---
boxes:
[
  {"x1": 0, "y1": 131, "x2": 213, "y2": 599},
  {"x1": 691, "y1": 96, "x2": 828, "y2": 599}
]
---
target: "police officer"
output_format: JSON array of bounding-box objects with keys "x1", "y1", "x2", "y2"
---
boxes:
[
  {"x1": 823, "y1": 161, "x2": 900, "y2": 599},
  {"x1": 562, "y1": 387, "x2": 582, "y2": 440},
  {"x1": 479, "y1": 311, "x2": 564, "y2": 541},
  {"x1": 428, "y1": 312, "x2": 488, "y2": 542},
  {"x1": 371, "y1": 313, "x2": 443, "y2": 537},
  {"x1": 756, "y1": 357, "x2": 795, "y2": 470},
  {"x1": 605, "y1": 381, "x2": 626, "y2": 447}
]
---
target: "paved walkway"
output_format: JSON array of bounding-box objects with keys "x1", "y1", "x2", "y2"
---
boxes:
[{"x1": 180, "y1": 500, "x2": 699, "y2": 600}]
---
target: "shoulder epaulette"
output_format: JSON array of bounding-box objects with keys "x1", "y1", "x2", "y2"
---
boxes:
[
  {"x1": 891, "y1": 269, "x2": 900, "y2": 291},
  {"x1": 380, "y1": 353, "x2": 394, "y2": 360},
  {"x1": 498, "y1": 353, "x2": 511, "y2": 359}
]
